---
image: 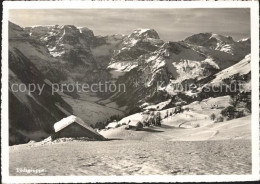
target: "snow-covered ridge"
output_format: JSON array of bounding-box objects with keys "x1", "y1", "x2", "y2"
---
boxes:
[
  {"x1": 209, "y1": 33, "x2": 234, "y2": 43},
  {"x1": 185, "y1": 32, "x2": 233, "y2": 44},
  {"x1": 134, "y1": 28, "x2": 150, "y2": 34},
  {"x1": 30, "y1": 25, "x2": 56, "y2": 28},
  {"x1": 129, "y1": 28, "x2": 160, "y2": 39},
  {"x1": 238, "y1": 38, "x2": 250, "y2": 42},
  {"x1": 210, "y1": 54, "x2": 251, "y2": 85},
  {"x1": 184, "y1": 33, "x2": 250, "y2": 56}
]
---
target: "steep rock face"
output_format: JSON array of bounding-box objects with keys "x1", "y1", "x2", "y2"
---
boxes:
[
  {"x1": 78, "y1": 27, "x2": 95, "y2": 44},
  {"x1": 25, "y1": 25, "x2": 100, "y2": 83},
  {"x1": 10, "y1": 22, "x2": 68, "y2": 83},
  {"x1": 25, "y1": 25, "x2": 94, "y2": 58}
]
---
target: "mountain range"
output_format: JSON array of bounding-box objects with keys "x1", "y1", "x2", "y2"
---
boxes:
[{"x1": 8, "y1": 21, "x2": 251, "y2": 145}]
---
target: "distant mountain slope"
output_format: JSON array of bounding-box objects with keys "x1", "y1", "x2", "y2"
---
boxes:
[
  {"x1": 110, "y1": 32, "x2": 250, "y2": 110},
  {"x1": 9, "y1": 48, "x2": 73, "y2": 145},
  {"x1": 200, "y1": 54, "x2": 251, "y2": 93},
  {"x1": 210, "y1": 54, "x2": 250, "y2": 85},
  {"x1": 9, "y1": 22, "x2": 74, "y2": 145},
  {"x1": 184, "y1": 33, "x2": 250, "y2": 69}
]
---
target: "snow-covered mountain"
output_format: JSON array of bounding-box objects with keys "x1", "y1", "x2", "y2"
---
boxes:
[
  {"x1": 184, "y1": 33, "x2": 250, "y2": 69},
  {"x1": 108, "y1": 31, "x2": 250, "y2": 110},
  {"x1": 20, "y1": 22, "x2": 252, "y2": 110},
  {"x1": 25, "y1": 25, "x2": 99, "y2": 83},
  {"x1": 25, "y1": 25, "x2": 125, "y2": 83},
  {"x1": 8, "y1": 21, "x2": 251, "y2": 144},
  {"x1": 185, "y1": 33, "x2": 250, "y2": 56},
  {"x1": 24, "y1": 24, "x2": 250, "y2": 92},
  {"x1": 108, "y1": 29, "x2": 164, "y2": 72}
]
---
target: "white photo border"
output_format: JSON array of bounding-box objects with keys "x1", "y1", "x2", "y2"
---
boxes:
[{"x1": 1, "y1": 1, "x2": 259, "y2": 183}]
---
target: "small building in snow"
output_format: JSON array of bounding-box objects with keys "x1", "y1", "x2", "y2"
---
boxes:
[
  {"x1": 105, "y1": 121, "x2": 120, "y2": 129},
  {"x1": 128, "y1": 120, "x2": 143, "y2": 131},
  {"x1": 53, "y1": 115, "x2": 105, "y2": 140}
]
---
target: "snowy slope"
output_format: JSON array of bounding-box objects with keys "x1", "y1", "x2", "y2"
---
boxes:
[
  {"x1": 197, "y1": 54, "x2": 251, "y2": 93},
  {"x1": 210, "y1": 54, "x2": 251, "y2": 85}
]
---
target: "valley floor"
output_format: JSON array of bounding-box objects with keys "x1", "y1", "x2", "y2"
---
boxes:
[
  {"x1": 60, "y1": 92, "x2": 126, "y2": 126},
  {"x1": 9, "y1": 116, "x2": 252, "y2": 176}
]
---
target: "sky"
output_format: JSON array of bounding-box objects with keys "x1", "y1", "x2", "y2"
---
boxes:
[{"x1": 9, "y1": 9, "x2": 250, "y2": 41}]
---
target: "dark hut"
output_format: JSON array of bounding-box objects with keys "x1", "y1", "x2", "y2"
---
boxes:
[
  {"x1": 128, "y1": 120, "x2": 144, "y2": 131},
  {"x1": 53, "y1": 115, "x2": 105, "y2": 140}
]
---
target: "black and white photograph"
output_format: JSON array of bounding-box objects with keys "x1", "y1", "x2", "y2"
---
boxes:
[{"x1": 1, "y1": 1, "x2": 259, "y2": 183}]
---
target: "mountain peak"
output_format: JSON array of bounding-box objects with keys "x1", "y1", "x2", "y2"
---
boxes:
[
  {"x1": 184, "y1": 32, "x2": 234, "y2": 45},
  {"x1": 129, "y1": 28, "x2": 160, "y2": 40},
  {"x1": 209, "y1": 33, "x2": 234, "y2": 42},
  {"x1": 58, "y1": 25, "x2": 77, "y2": 30},
  {"x1": 78, "y1": 27, "x2": 94, "y2": 38}
]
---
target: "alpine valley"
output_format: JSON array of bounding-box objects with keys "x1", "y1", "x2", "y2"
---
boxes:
[{"x1": 9, "y1": 21, "x2": 251, "y2": 146}]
